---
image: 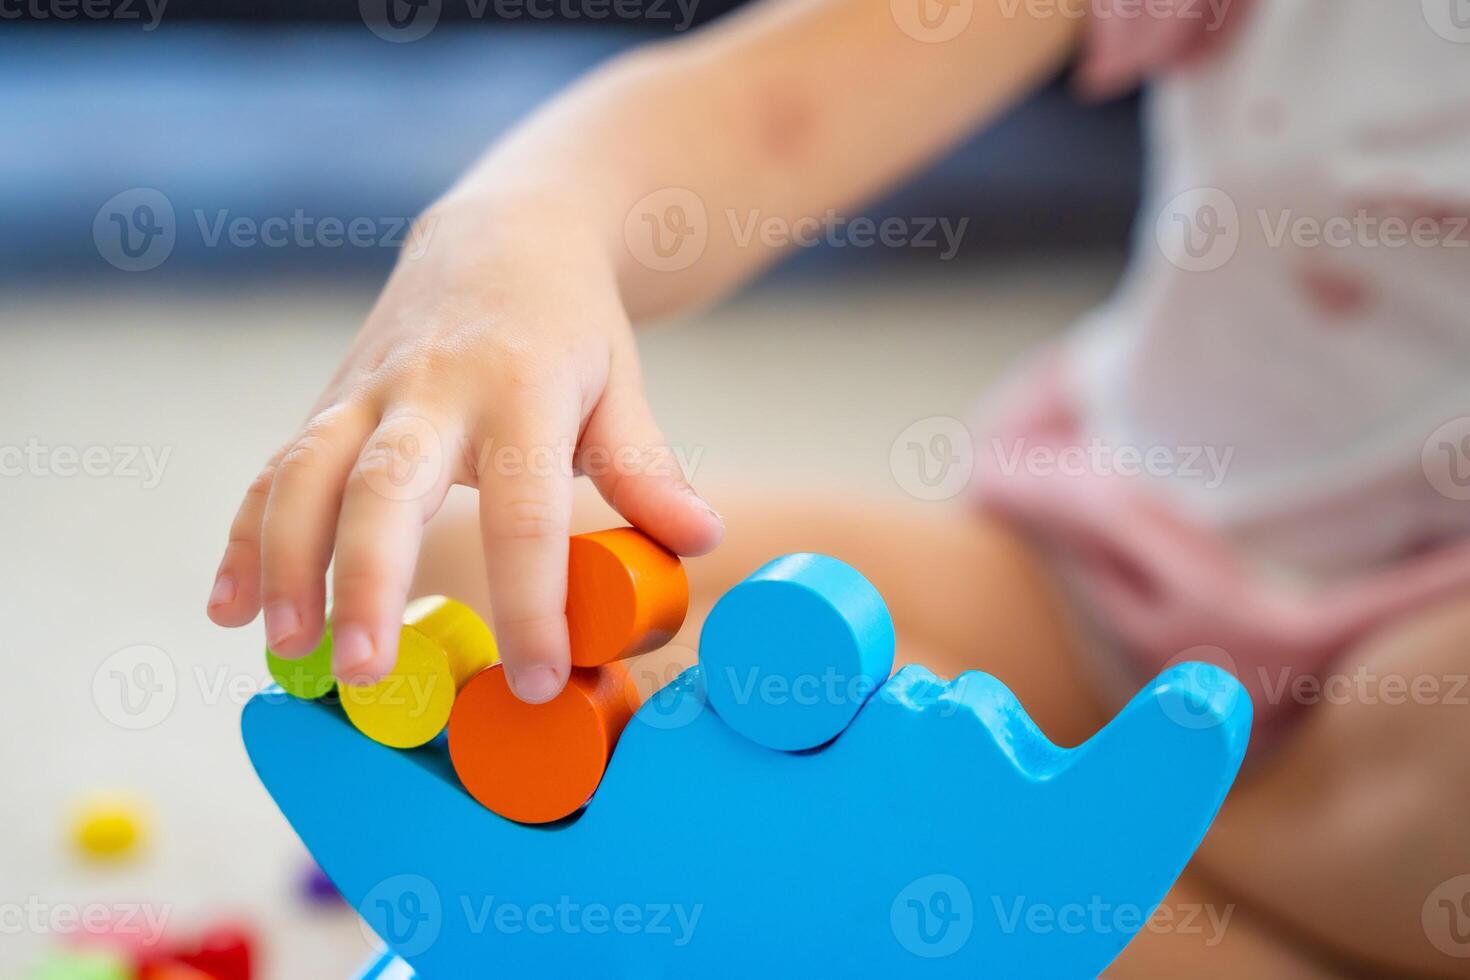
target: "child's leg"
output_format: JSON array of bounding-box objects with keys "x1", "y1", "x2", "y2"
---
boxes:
[
  {"x1": 1106, "y1": 874, "x2": 1345, "y2": 979},
  {"x1": 1194, "y1": 595, "x2": 1470, "y2": 978},
  {"x1": 412, "y1": 484, "x2": 1341, "y2": 976}
]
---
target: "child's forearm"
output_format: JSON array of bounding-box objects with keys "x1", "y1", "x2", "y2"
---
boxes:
[{"x1": 438, "y1": 0, "x2": 1086, "y2": 322}]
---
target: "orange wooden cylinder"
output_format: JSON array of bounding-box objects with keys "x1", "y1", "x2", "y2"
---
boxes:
[
  {"x1": 447, "y1": 663, "x2": 640, "y2": 824},
  {"x1": 566, "y1": 527, "x2": 688, "y2": 667}
]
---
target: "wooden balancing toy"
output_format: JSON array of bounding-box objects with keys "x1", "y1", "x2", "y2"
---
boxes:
[{"x1": 248, "y1": 526, "x2": 1253, "y2": 978}]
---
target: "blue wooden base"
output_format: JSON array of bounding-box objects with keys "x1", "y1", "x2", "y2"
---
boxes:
[{"x1": 244, "y1": 658, "x2": 1249, "y2": 978}]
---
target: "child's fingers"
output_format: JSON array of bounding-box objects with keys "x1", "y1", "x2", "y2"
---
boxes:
[
  {"x1": 257, "y1": 405, "x2": 376, "y2": 657},
  {"x1": 476, "y1": 393, "x2": 580, "y2": 704},
  {"x1": 330, "y1": 410, "x2": 462, "y2": 684},
  {"x1": 208, "y1": 447, "x2": 284, "y2": 627},
  {"x1": 580, "y1": 368, "x2": 723, "y2": 558}
]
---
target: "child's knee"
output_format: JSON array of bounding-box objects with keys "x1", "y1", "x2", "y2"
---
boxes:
[
  {"x1": 1197, "y1": 594, "x2": 1470, "y2": 974},
  {"x1": 1310, "y1": 594, "x2": 1470, "y2": 766}
]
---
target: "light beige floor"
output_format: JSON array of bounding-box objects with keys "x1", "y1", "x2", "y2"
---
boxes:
[{"x1": 0, "y1": 258, "x2": 1119, "y2": 977}]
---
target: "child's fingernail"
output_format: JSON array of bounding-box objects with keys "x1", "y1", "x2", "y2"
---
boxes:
[
  {"x1": 264, "y1": 602, "x2": 301, "y2": 646},
  {"x1": 511, "y1": 665, "x2": 562, "y2": 704},
  {"x1": 208, "y1": 575, "x2": 236, "y2": 607},
  {"x1": 332, "y1": 626, "x2": 375, "y2": 681},
  {"x1": 683, "y1": 485, "x2": 723, "y2": 524}
]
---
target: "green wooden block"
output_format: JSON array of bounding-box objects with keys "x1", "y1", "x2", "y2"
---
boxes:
[
  {"x1": 267, "y1": 622, "x2": 336, "y2": 700},
  {"x1": 28, "y1": 949, "x2": 130, "y2": 980}
]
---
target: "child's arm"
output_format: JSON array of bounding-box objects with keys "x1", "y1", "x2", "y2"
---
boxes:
[
  {"x1": 207, "y1": 0, "x2": 1086, "y2": 703},
  {"x1": 466, "y1": 0, "x2": 1087, "y2": 319}
]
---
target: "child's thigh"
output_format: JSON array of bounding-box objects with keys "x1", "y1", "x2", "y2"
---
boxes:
[
  {"x1": 416, "y1": 482, "x2": 1104, "y2": 745},
  {"x1": 1197, "y1": 594, "x2": 1470, "y2": 977},
  {"x1": 1107, "y1": 871, "x2": 1344, "y2": 979}
]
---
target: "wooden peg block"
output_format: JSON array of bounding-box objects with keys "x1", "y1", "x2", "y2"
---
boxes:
[
  {"x1": 168, "y1": 924, "x2": 255, "y2": 980},
  {"x1": 699, "y1": 553, "x2": 895, "y2": 751},
  {"x1": 448, "y1": 662, "x2": 639, "y2": 824},
  {"x1": 29, "y1": 950, "x2": 131, "y2": 980},
  {"x1": 340, "y1": 596, "x2": 498, "y2": 749},
  {"x1": 265, "y1": 622, "x2": 335, "y2": 701},
  {"x1": 71, "y1": 796, "x2": 146, "y2": 862},
  {"x1": 566, "y1": 527, "x2": 688, "y2": 667}
]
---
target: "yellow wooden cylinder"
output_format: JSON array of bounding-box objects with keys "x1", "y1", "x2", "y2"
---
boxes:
[{"x1": 340, "y1": 596, "x2": 498, "y2": 749}]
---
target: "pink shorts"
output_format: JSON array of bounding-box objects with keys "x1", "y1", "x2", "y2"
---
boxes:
[{"x1": 975, "y1": 356, "x2": 1470, "y2": 746}]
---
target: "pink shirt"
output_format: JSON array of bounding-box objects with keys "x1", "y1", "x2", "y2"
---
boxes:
[{"x1": 977, "y1": 1, "x2": 1470, "y2": 734}]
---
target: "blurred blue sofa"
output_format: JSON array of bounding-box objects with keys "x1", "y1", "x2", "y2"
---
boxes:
[{"x1": 0, "y1": 22, "x2": 1140, "y2": 283}]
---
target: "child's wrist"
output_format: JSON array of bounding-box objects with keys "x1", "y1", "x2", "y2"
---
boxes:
[{"x1": 409, "y1": 185, "x2": 616, "y2": 281}]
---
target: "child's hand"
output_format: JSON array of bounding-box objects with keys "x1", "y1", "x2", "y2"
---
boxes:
[
  {"x1": 206, "y1": 211, "x2": 723, "y2": 702},
  {"x1": 205, "y1": 0, "x2": 1083, "y2": 701}
]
